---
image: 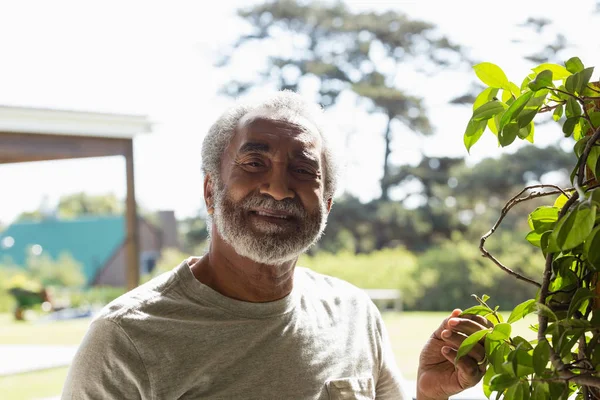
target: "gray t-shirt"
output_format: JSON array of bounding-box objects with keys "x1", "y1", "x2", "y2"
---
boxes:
[{"x1": 62, "y1": 260, "x2": 407, "y2": 399}]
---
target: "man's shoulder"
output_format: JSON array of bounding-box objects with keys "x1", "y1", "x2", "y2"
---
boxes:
[{"x1": 94, "y1": 261, "x2": 183, "y2": 324}]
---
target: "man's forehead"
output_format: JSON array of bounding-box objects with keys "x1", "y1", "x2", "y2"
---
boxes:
[{"x1": 235, "y1": 109, "x2": 322, "y2": 148}]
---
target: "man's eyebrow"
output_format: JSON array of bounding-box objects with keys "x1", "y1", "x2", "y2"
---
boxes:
[
  {"x1": 238, "y1": 142, "x2": 270, "y2": 154},
  {"x1": 294, "y1": 150, "x2": 320, "y2": 167}
]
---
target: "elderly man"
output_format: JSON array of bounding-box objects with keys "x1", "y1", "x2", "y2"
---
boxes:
[{"x1": 62, "y1": 91, "x2": 488, "y2": 399}]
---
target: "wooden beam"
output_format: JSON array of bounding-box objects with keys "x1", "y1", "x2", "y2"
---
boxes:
[
  {"x1": 0, "y1": 132, "x2": 129, "y2": 164},
  {"x1": 124, "y1": 140, "x2": 140, "y2": 290}
]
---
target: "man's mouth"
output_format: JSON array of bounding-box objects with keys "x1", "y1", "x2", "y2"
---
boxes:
[{"x1": 249, "y1": 208, "x2": 296, "y2": 221}]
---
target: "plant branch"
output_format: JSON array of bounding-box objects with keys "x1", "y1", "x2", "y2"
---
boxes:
[
  {"x1": 538, "y1": 191, "x2": 581, "y2": 386},
  {"x1": 585, "y1": 84, "x2": 600, "y2": 94},
  {"x1": 479, "y1": 185, "x2": 568, "y2": 288},
  {"x1": 578, "y1": 126, "x2": 600, "y2": 187}
]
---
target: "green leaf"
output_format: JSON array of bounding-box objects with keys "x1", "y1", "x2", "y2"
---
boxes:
[
  {"x1": 455, "y1": 329, "x2": 489, "y2": 362},
  {"x1": 586, "y1": 145, "x2": 600, "y2": 179},
  {"x1": 481, "y1": 294, "x2": 490, "y2": 303},
  {"x1": 505, "y1": 380, "x2": 524, "y2": 400},
  {"x1": 489, "y1": 374, "x2": 519, "y2": 392},
  {"x1": 553, "y1": 104, "x2": 564, "y2": 121},
  {"x1": 502, "y1": 88, "x2": 513, "y2": 103},
  {"x1": 499, "y1": 91, "x2": 533, "y2": 131},
  {"x1": 464, "y1": 119, "x2": 487, "y2": 152},
  {"x1": 521, "y1": 122, "x2": 534, "y2": 143},
  {"x1": 491, "y1": 342, "x2": 510, "y2": 372},
  {"x1": 508, "y1": 82, "x2": 521, "y2": 97},
  {"x1": 532, "y1": 381, "x2": 549, "y2": 400},
  {"x1": 552, "y1": 203, "x2": 597, "y2": 251},
  {"x1": 584, "y1": 225, "x2": 600, "y2": 270},
  {"x1": 507, "y1": 299, "x2": 537, "y2": 324},
  {"x1": 533, "y1": 339, "x2": 550, "y2": 375},
  {"x1": 474, "y1": 62, "x2": 510, "y2": 88},
  {"x1": 512, "y1": 349, "x2": 534, "y2": 378},
  {"x1": 528, "y1": 70, "x2": 553, "y2": 91},
  {"x1": 520, "y1": 73, "x2": 535, "y2": 91},
  {"x1": 588, "y1": 111, "x2": 600, "y2": 129},
  {"x1": 577, "y1": 67, "x2": 594, "y2": 94},
  {"x1": 567, "y1": 287, "x2": 595, "y2": 318},
  {"x1": 553, "y1": 192, "x2": 572, "y2": 208},
  {"x1": 562, "y1": 117, "x2": 579, "y2": 137},
  {"x1": 541, "y1": 230, "x2": 560, "y2": 255},
  {"x1": 499, "y1": 122, "x2": 519, "y2": 147},
  {"x1": 565, "y1": 73, "x2": 579, "y2": 94},
  {"x1": 548, "y1": 382, "x2": 568, "y2": 400},
  {"x1": 487, "y1": 115, "x2": 500, "y2": 135},
  {"x1": 488, "y1": 322, "x2": 511, "y2": 341},
  {"x1": 528, "y1": 206, "x2": 559, "y2": 233},
  {"x1": 532, "y1": 63, "x2": 571, "y2": 80},
  {"x1": 565, "y1": 97, "x2": 581, "y2": 117},
  {"x1": 525, "y1": 231, "x2": 542, "y2": 247},
  {"x1": 461, "y1": 305, "x2": 492, "y2": 317},
  {"x1": 511, "y1": 336, "x2": 533, "y2": 351},
  {"x1": 565, "y1": 57, "x2": 584, "y2": 74},
  {"x1": 473, "y1": 100, "x2": 507, "y2": 121},
  {"x1": 482, "y1": 366, "x2": 495, "y2": 398},
  {"x1": 473, "y1": 87, "x2": 499, "y2": 110},
  {"x1": 535, "y1": 303, "x2": 558, "y2": 322}
]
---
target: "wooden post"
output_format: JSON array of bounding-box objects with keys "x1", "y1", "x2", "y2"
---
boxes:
[{"x1": 125, "y1": 140, "x2": 140, "y2": 291}]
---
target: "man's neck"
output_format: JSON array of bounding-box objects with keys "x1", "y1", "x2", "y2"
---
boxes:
[{"x1": 189, "y1": 233, "x2": 297, "y2": 303}]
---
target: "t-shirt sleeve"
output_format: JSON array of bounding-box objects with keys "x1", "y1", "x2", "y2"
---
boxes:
[
  {"x1": 373, "y1": 308, "x2": 411, "y2": 400},
  {"x1": 61, "y1": 318, "x2": 152, "y2": 400}
]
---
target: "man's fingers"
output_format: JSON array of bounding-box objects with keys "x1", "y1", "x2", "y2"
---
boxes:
[
  {"x1": 440, "y1": 330, "x2": 486, "y2": 363},
  {"x1": 441, "y1": 347, "x2": 486, "y2": 386},
  {"x1": 461, "y1": 313, "x2": 495, "y2": 329},
  {"x1": 446, "y1": 317, "x2": 490, "y2": 336},
  {"x1": 432, "y1": 309, "x2": 463, "y2": 338}
]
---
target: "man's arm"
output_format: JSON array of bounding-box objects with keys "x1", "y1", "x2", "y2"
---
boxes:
[{"x1": 61, "y1": 318, "x2": 152, "y2": 400}]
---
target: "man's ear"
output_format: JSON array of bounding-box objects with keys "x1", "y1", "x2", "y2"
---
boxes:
[
  {"x1": 204, "y1": 175, "x2": 214, "y2": 215},
  {"x1": 326, "y1": 198, "x2": 333, "y2": 213}
]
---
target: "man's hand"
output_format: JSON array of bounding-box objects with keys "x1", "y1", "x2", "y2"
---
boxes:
[{"x1": 416, "y1": 309, "x2": 492, "y2": 400}]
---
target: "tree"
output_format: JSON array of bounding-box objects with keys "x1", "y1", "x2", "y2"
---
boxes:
[
  {"x1": 218, "y1": 0, "x2": 466, "y2": 199},
  {"x1": 16, "y1": 192, "x2": 123, "y2": 221},
  {"x1": 56, "y1": 192, "x2": 123, "y2": 218},
  {"x1": 461, "y1": 59, "x2": 600, "y2": 398}
]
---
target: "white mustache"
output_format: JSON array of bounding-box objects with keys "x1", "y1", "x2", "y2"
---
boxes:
[{"x1": 240, "y1": 195, "x2": 306, "y2": 219}]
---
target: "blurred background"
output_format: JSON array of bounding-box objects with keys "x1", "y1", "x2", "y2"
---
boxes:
[{"x1": 0, "y1": 0, "x2": 597, "y2": 398}]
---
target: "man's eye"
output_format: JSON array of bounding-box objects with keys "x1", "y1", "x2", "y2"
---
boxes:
[
  {"x1": 246, "y1": 161, "x2": 263, "y2": 167},
  {"x1": 294, "y1": 167, "x2": 317, "y2": 176}
]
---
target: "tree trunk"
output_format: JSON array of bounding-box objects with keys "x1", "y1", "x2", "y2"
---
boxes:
[{"x1": 380, "y1": 114, "x2": 394, "y2": 201}]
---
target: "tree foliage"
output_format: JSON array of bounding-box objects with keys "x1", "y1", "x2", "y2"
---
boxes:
[
  {"x1": 219, "y1": 0, "x2": 465, "y2": 200},
  {"x1": 461, "y1": 58, "x2": 600, "y2": 399}
]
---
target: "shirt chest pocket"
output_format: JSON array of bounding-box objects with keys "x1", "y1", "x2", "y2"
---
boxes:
[{"x1": 326, "y1": 377, "x2": 375, "y2": 400}]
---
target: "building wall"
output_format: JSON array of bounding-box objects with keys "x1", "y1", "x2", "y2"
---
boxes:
[{"x1": 93, "y1": 219, "x2": 162, "y2": 286}]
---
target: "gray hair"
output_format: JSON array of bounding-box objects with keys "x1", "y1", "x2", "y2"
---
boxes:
[{"x1": 201, "y1": 90, "x2": 339, "y2": 199}]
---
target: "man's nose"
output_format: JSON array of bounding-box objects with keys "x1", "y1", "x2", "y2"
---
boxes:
[{"x1": 259, "y1": 164, "x2": 295, "y2": 201}]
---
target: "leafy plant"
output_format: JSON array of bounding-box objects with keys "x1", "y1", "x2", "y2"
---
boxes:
[{"x1": 460, "y1": 58, "x2": 600, "y2": 399}]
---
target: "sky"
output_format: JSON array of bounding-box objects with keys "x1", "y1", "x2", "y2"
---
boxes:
[{"x1": 1, "y1": 0, "x2": 599, "y2": 224}]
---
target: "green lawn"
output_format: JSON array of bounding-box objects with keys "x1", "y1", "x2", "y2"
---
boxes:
[
  {"x1": 0, "y1": 311, "x2": 538, "y2": 399},
  {"x1": 382, "y1": 311, "x2": 538, "y2": 380},
  {"x1": 0, "y1": 314, "x2": 91, "y2": 400},
  {"x1": 0, "y1": 313, "x2": 92, "y2": 345}
]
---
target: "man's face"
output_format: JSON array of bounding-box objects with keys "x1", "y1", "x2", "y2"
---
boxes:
[{"x1": 210, "y1": 111, "x2": 331, "y2": 264}]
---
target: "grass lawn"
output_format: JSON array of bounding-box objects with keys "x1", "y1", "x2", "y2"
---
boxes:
[
  {"x1": 383, "y1": 311, "x2": 538, "y2": 380},
  {"x1": 0, "y1": 311, "x2": 538, "y2": 399},
  {"x1": 0, "y1": 313, "x2": 92, "y2": 345},
  {"x1": 0, "y1": 313, "x2": 91, "y2": 400},
  {"x1": 0, "y1": 367, "x2": 70, "y2": 400}
]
